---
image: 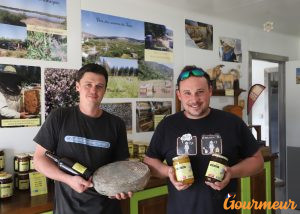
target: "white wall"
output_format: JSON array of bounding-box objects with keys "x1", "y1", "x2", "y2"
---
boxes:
[
  {"x1": 1, "y1": 0, "x2": 300, "y2": 173},
  {"x1": 286, "y1": 61, "x2": 300, "y2": 148}
]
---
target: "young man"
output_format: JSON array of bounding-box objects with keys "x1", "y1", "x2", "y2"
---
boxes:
[
  {"x1": 34, "y1": 63, "x2": 131, "y2": 214},
  {"x1": 144, "y1": 65, "x2": 264, "y2": 214}
]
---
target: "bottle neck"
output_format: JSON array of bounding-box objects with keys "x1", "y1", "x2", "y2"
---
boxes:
[{"x1": 45, "y1": 151, "x2": 59, "y2": 163}]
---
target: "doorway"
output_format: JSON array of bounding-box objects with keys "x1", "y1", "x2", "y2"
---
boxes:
[{"x1": 249, "y1": 51, "x2": 288, "y2": 202}]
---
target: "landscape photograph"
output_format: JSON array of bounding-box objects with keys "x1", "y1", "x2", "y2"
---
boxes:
[
  {"x1": 101, "y1": 103, "x2": 132, "y2": 133},
  {"x1": 297, "y1": 68, "x2": 300, "y2": 84},
  {"x1": 138, "y1": 61, "x2": 173, "y2": 98},
  {"x1": 82, "y1": 10, "x2": 145, "y2": 64},
  {"x1": 98, "y1": 57, "x2": 139, "y2": 98},
  {"x1": 0, "y1": 23, "x2": 27, "y2": 57},
  {"x1": 136, "y1": 101, "x2": 172, "y2": 132},
  {"x1": 0, "y1": 0, "x2": 67, "y2": 60}
]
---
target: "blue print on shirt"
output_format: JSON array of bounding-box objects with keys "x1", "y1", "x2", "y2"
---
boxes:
[{"x1": 64, "y1": 136, "x2": 110, "y2": 148}]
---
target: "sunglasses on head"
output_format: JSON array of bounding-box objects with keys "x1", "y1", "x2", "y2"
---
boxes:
[{"x1": 177, "y1": 69, "x2": 205, "y2": 85}]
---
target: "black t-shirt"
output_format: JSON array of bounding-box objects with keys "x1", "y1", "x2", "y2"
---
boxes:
[
  {"x1": 146, "y1": 108, "x2": 259, "y2": 214},
  {"x1": 34, "y1": 106, "x2": 129, "y2": 214}
]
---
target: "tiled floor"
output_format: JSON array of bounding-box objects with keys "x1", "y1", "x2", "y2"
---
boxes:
[{"x1": 275, "y1": 186, "x2": 300, "y2": 214}]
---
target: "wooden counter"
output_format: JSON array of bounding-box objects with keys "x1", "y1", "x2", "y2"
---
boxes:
[
  {"x1": 1, "y1": 153, "x2": 276, "y2": 214},
  {"x1": 0, "y1": 184, "x2": 53, "y2": 214},
  {"x1": 0, "y1": 178, "x2": 167, "y2": 214}
]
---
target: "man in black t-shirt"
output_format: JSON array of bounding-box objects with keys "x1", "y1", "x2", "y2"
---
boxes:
[
  {"x1": 144, "y1": 65, "x2": 264, "y2": 214},
  {"x1": 33, "y1": 64, "x2": 131, "y2": 214}
]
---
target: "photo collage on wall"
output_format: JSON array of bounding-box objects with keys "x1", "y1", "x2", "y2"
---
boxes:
[
  {"x1": 185, "y1": 19, "x2": 242, "y2": 91},
  {"x1": 81, "y1": 10, "x2": 174, "y2": 133},
  {"x1": 0, "y1": 0, "x2": 67, "y2": 61},
  {"x1": 0, "y1": 64, "x2": 41, "y2": 128}
]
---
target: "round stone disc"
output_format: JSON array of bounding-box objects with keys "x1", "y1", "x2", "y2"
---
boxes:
[{"x1": 93, "y1": 160, "x2": 150, "y2": 196}]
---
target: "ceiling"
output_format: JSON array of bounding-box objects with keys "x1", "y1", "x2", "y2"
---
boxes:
[{"x1": 150, "y1": 0, "x2": 300, "y2": 37}]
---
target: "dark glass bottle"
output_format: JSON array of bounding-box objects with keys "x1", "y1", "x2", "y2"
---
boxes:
[{"x1": 45, "y1": 151, "x2": 92, "y2": 180}]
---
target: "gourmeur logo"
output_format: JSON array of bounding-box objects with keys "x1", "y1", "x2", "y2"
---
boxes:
[{"x1": 223, "y1": 194, "x2": 298, "y2": 210}]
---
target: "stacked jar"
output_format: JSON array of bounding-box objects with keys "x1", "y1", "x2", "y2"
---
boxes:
[
  {"x1": 14, "y1": 153, "x2": 30, "y2": 191},
  {"x1": 0, "y1": 149, "x2": 4, "y2": 171},
  {"x1": 0, "y1": 172, "x2": 13, "y2": 199}
]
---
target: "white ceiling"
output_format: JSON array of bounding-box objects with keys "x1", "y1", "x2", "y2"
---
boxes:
[{"x1": 150, "y1": 0, "x2": 300, "y2": 37}]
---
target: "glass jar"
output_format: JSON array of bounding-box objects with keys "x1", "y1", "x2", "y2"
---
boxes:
[
  {"x1": 205, "y1": 154, "x2": 228, "y2": 183},
  {"x1": 14, "y1": 153, "x2": 30, "y2": 172},
  {"x1": 0, "y1": 172, "x2": 13, "y2": 198},
  {"x1": 15, "y1": 172, "x2": 30, "y2": 190},
  {"x1": 0, "y1": 150, "x2": 4, "y2": 171},
  {"x1": 172, "y1": 155, "x2": 194, "y2": 184},
  {"x1": 28, "y1": 152, "x2": 35, "y2": 171}
]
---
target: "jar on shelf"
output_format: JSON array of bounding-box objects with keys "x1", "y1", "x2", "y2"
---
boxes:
[
  {"x1": 0, "y1": 172, "x2": 13, "y2": 198},
  {"x1": 14, "y1": 153, "x2": 30, "y2": 172}
]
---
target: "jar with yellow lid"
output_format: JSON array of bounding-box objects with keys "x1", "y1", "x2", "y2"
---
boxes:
[
  {"x1": 172, "y1": 155, "x2": 194, "y2": 184},
  {"x1": 205, "y1": 154, "x2": 228, "y2": 183},
  {"x1": 14, "y1": 153, "x2": 30, "y2": 172},
  {"x1": 0, "y1": 150, "x2": 4, "y2": 171},
  {"x1": 0, "y1": 172, "x2": 13, "y2": 198}
]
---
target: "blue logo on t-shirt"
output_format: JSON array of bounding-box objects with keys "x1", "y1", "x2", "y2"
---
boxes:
[{"x1": 64, "y1": 136, "x2": 110, "y2": 148}]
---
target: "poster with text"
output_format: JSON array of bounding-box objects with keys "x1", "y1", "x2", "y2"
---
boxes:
[
  {"x1": 144, "y1": 22, "x2": 173, "y2": 63},
  {"x1": 136, "y1": 101, "x2": 171, "y2": 133},
  {"x1": 219, "y1": 37, "x2": 242, "y2": 63},
  {"x1": 0, "y1": 64, "x2": 41, "y2": 127},
  {"x1": 101, "y1": 102, "x2": 132, "y2": 133},
  {"x1": 0, "y1": 0, "x2": 67, "y2": 61},
  {"x1": 185, "y1": 19, "x2": 213, "y2": 50},
  {"x1": 82, "y1": 10, "x2": 145, "y2": 65},
  {"x1": 44, "y1": 68, "x2": 78, "y2": 117}
]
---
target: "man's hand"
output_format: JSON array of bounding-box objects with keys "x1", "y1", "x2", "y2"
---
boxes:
[
  {"x1": 168, "y1": 167, "x2": 192, "y2": 191},
  {"x1": 109, "y1": 192, "x2": 133, "y2": 200},
  {"x1": 205, "y1": 166, "x2": 232, "y2": 191},
  {"x1": 66, "y1": 176, "x2": 93, "y2": 193}
]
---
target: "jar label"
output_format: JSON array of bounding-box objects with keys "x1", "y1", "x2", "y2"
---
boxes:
[
  {"x1": 0, "y1": 183, "x2": 13, "y2": 198},
  {"x1": 205, "y1": 161, "x2": 226, "y2": 181},
  {"x1": 174, "y1": 162, "x2": 194, "y2": 181},
  {"x1": 72, "y1": 163, "x2": 87, "y2": 174},
  {"x1": 30, "y1": 160, "x2": 35, "y2": 170},
  {"x1": 0, "y1": 155, "x2": 4, "y2": 169},
  {"x1": 19, "y1": 179, "x2": 29, "y2": 190},
  {"x1": 19, "y1": 161, "x2": 29, "y2": 172},
  {"x1": 15, "y1": 159, "x2": 18, "y2": 171}
]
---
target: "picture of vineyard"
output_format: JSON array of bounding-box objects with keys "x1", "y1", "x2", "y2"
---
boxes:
[
  {"x1": 138, "y1": 61, "x2": 173, "y2": 98},
  {"x1": 0, "y1": 1, "x2": 67, "y2": 60},
  {"x1": 81, "y1": 10, "x2": 145, "y2": 64},
  {"x1": 101, "y1": 103, "x2": 132, "y2": 133},
  {"x1": 297, "y1": 68, "x2": 300, "y2": 84},
  {"x1": 136, "y1": 101, "x2": 172, "y2": 132},
  {"x1": 99, "y1": 57, "x2": 139, "y2": 98}
]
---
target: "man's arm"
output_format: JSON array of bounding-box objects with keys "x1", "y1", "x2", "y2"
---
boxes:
[
  {"x1": 143, "y1": 155, "x2": 192, "y2": 191},
  {"x1": 230, "y1": 149, "x2": 264, "y2": 178},
  {"x1": 34, "y1": 144, "x2": 93, "y2": 193},
  {"x1": 206, "y1": 150, "x2": 264, "y2": 190}
]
